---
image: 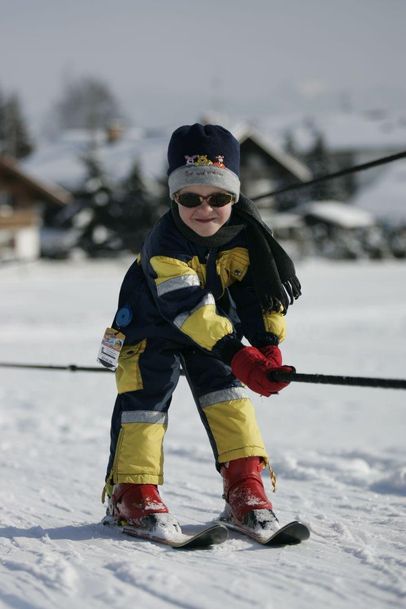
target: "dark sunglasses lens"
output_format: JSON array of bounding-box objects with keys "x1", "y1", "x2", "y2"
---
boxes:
[
  {"x1": 176, "y1": 192, "x2": 235, "y2": 207},
  {"x1": 209, "y1": 193, "x2": 234, "y2": 207},
  {"x1": 177, "y1": 193, "x2": 202, "y2": 207}
]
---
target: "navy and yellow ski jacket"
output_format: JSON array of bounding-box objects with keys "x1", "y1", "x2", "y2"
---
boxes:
[{"x1": 113, "y1": 210, "x2": 286, "y2": 360}]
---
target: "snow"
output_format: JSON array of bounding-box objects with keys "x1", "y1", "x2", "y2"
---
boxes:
[
  {"x1": 1, "y1": 258, "x2": 406, "y2": 609},
  {"x1": 23, "y1": 110, "x2": 406, "y2": 193},
  {"x1": 299, "y1": 200, "x2": 375, "y2": 228},
  {"x1": 352, "y1": 160, "x2": 406, "y2": 223},
  {"x1": 255, "y1": 111, "x2": 406, "y2": 154},
  {"x1": 22, "y1": 130, "x2": 170, "y2": 191}
]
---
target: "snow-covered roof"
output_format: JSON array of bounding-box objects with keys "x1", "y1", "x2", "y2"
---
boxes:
[
  {"x1": 22, "y1": 122, "x2": 312, "y2": 191},
  {"x1": 299, "y1": 200, "x2": 375, "y2": 228},
  {"x1": 310, "y1": 114, "x2": 406, "y2": 153},
  {"x1": 261, "y1": 211, "x2": 304, "y2": 230},
  {"x1": 202, "y1": 114, "x2": 312, "y2": 181},
  {"x1": 352, "y1": 159, "x2": 406, "y2": 222},
  {"x1": 23, "y1": 112, "x2": 406, "y2": 195},
  {"x1": 0, "y1": 155, "x2": 71, "y2": 205},
  {"x1": 255, "y1": 112, "x2": 406, "y2": 154},
  {"x1": 22, "y1": 128, "x2": 170, "y2": 191}
]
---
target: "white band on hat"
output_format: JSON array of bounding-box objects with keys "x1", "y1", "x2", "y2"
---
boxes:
[{"x1": 168, "y1": 165, "x2": 240, "y2": 199}]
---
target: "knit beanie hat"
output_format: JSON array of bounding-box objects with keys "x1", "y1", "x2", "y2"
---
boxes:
[{"x1": 167, "y1": 123, "x2": 241, "y2": 199}]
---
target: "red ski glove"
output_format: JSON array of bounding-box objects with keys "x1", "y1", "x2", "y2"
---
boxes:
[
  {"x1": 259, "y1": 344, "x2": 295, "y2": 392},
  {"x1": 231, "y1": 346, "x2": 293, "y2": 397},
  {"x1": 259, "y1": 344, "x2": 283, "y2": 367}
]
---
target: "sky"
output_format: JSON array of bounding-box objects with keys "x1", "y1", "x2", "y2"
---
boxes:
[{"x1": 1, "y1": 0, "x2": 406, "y2": 132}]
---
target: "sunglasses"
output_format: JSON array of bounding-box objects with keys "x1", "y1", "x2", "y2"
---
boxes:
[{"x1": 174, "y1": 192, "x2": 236, "y2": 208}]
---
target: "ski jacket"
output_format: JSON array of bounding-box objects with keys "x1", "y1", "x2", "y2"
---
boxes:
[{"x1": 113, "y1": 210, "x2": 286, "y2": 361}]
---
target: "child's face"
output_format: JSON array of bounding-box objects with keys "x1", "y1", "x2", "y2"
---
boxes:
[{"x1": 175, "y1": 185, "x2": 233, "y2": 237}]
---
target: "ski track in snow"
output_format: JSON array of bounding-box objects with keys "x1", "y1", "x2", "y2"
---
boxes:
[{"x1": 0, "y1": 259, "x2": 405, "y2": 609}]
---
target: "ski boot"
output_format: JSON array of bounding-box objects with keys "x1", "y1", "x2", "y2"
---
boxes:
[
  {"x1": 106, "y1": 483, "x2": 181, "y2": 538},
  {"x1": 220, "y1": 456, "x2": 280, "y2": 534}
]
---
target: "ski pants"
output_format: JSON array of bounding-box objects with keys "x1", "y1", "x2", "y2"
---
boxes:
[{"x1": 105, "y1": 336, "x2": 268, "y2": 492}]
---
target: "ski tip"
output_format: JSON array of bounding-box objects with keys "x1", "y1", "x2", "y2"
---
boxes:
[
  {"x1": 206, "y1": 523, "x2": 229, "y2": 544},
  {"x1": 177, "y1": 523, "x2": 229, "y2": 549},
  {"x1": 267, "y1": 521, "x2": 310, "y2": 546}
]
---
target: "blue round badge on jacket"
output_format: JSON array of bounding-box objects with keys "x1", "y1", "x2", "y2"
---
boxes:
[{"x1": 115, "y1": 305, "x2": 133, "y2": 328}]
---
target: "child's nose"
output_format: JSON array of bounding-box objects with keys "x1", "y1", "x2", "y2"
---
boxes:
[{"x1": 200, "y1": 199, "x2": 214, "y2": 210}]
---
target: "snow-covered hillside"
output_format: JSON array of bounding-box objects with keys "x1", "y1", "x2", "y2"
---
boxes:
[{"x1": 0, "y1": 259, "x2": 405, "y2": 609}]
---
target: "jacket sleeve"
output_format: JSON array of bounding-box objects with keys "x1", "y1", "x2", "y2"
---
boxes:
[
  {"x1": 229, "y1": 266, "x2": 286, "y2": 346},
  {"x1": 143, "y1": 252, "x2": 242, "y2": 357}
]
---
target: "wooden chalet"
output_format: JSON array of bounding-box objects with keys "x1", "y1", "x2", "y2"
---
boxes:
[
  {"x1": 237, "y1": 128, "x2": 312, "y2": 207},
  {"x1": 0, "y1": 155, "x2": 71, "y2": 261}
]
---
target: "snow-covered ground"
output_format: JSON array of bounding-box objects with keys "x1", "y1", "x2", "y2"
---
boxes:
[{"x1": 1, "y1": 258, "x2": 405, "y2": 609}]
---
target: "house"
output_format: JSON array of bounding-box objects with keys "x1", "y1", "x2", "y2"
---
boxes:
[
  {"x1": 295, "y1": 200, "x2": 388, "y2": 259},
  {"x1": 232, "y1": 125, "x2": 312, "y2": 207},
  {"x1": 257, "y1": 111, "x2": 406, "y2": 194},
  {"x1": 260, "y1": 200, "x2": 379, "y2": 260},
  {"x1": 0, "y1": 155, "x2": 71, "y2": 260},
  {"x1": 304, "y1": 112, "x2": 406, "y2": 173},
  {"x1": 22, "y1": 122, "x2": 312, "y2": 205}
]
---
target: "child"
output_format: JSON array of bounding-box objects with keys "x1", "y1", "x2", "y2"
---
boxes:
[{"x1": 100, "y1": 124, "x2": 301, "y2": 536}]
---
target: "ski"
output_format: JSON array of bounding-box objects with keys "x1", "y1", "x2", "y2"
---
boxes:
[
  {"x1": 121, "y1": 522, "x2": 228, "y2": 549},
  {"x1": 103, "y1": 512, "x2": 308, "y2": 548},
  {"x1": 102, "y1": 514, "x2": 228, "y2": 549},
  {"x1": 220, "y1": 519, "x2": 310, "y2": 546}
]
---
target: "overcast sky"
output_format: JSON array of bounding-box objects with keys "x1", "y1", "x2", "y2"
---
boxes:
[{"x1": 1, "y1": 0, "x2": 405, "y2": 131}]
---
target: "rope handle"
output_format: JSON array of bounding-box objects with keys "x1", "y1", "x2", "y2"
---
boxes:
[
  {"x1": 268, "y1": 370, "x2": 406, "y2": 390},
  {"x1": 1, "y1": 361, "x2": 406, "y2": 390}
]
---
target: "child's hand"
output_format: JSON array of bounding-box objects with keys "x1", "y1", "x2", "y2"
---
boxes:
[
  {"x1": 231, "y1": 346, "x2": 293, "y2": 397},
  {"x1": 258, "y1": 344, "x2": 283, "y2": 367}
]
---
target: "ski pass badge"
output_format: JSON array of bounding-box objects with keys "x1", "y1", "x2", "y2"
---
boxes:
[{"x1": 97, "y1": 328, "x2": 125, "y2": 371}]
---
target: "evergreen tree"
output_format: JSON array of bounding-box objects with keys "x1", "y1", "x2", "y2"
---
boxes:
[
  {"x1": 115, "y1": 161, "x2": 161, "y2": 251},
  {"x1": 283, "y1": 129, "x2": 297, "y2": 157},
  {"x1": 305, "y1": 132, "x2": 332, "y2": 200},
  {"x1": 154, "y1": 167, "x2": 172, "y2": 213},
  {"x1": 0, "y1": 90, "x2": 34, "y2": 158},
  {"x1": 331, "y1": 152, "x2": 357, "y2": 200},
  {"x1": 305, "y1": 130, "x2": 356, "y2": 201},
  {"x1": 0, "y1": 87, "x2": 5, "y2": 151},
  {"x1": 72, "y1": 152, "x2": 117, "y2": 256},
  {"x1": 71, "y1": 157, "x2": 160, "y2": 256}
]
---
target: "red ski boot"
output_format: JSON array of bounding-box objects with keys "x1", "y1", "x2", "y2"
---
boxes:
[
  {"x1": 221, "y1": 457, "x2": 279, "y2": 534},
  {"x1": 108, "y1": 483, "x2": 181, "y2": 536}
]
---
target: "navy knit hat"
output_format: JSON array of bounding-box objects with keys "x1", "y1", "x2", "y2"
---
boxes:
[{"x1": 167, "y1": 123, "x2": 240, "y2": 199}]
